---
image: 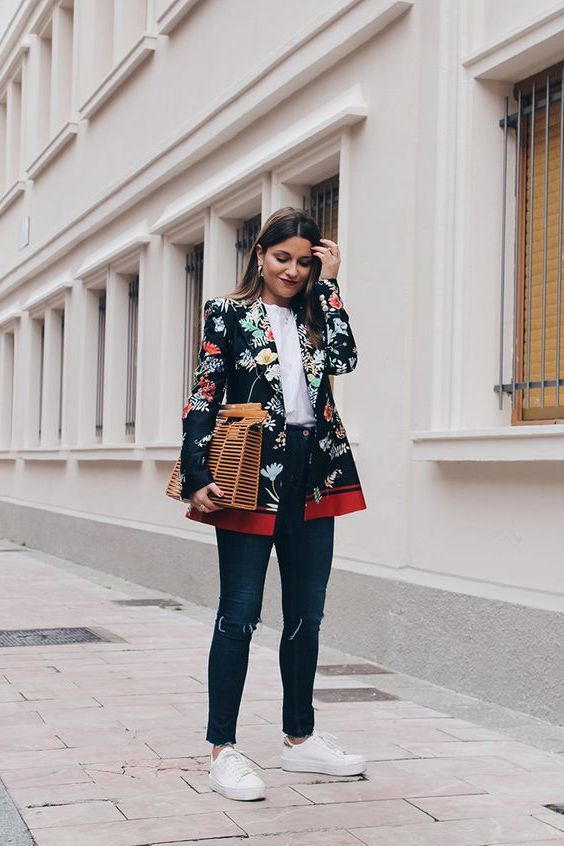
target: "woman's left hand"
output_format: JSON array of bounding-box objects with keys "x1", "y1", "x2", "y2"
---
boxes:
[{"x1": 311, "y1": 238, "x2": 341, "y2": 279}]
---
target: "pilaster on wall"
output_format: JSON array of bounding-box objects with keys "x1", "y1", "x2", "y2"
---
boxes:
[
  {"x1": 76, "y1": 277, "x2": 104, "y2": 446},
  {"x1": 51, "y1": 2, "x2": 74, "y2": 133},
  {"x1": 159, "y1": 238, "x2": 190, "y2": 443},
  {"x1": 0, "y1": 329, "x2": 15, "y2": 448},
  {"x1": 40, "y1": 306, "x2": 63, "y2": 447},
  {"x1": 74, "y1": 0, "x2": 113, "y2": 106},
  {"x1": 23, "y1": 313, "x2": 42, "y2": 448},
  {"x1": 103, "y1": 267, "x2": 130, "y2": 444}
]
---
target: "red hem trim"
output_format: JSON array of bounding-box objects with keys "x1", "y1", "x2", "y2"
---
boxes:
[
  {"x1": 187, "y1": 507, "x2": 276, "y2": 536},
  {"x1": 304, "y1": 488, "x2": 367, "y2": 519}
]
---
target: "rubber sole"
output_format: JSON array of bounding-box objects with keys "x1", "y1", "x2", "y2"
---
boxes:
[
  {"x1": 209, "y1": 774, "x2": 266, "y2": 801},
  {"x1": 280, "y1": 757, "x2": 366, "y2": 776}
]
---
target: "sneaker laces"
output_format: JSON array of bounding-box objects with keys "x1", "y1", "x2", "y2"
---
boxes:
[
  {"x1": 219, "y1": 747, "x2": 258, "y2": 782},
  {"x1": 311, "y1": 731, "x2": 347, "y2": 756}
]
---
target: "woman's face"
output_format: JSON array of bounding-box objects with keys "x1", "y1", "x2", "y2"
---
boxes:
[{"x1": 256, "y1": 236, "x2": 314, "y2": 306}]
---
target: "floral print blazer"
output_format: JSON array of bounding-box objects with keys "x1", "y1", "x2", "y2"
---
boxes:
[{"x1": 180, "y1": 277, "x2": 367, "y2": 535}]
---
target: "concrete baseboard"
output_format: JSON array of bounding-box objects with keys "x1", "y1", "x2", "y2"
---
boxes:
[{"x1": 1, "y1": 499, "x2": 562, "y2": 725}]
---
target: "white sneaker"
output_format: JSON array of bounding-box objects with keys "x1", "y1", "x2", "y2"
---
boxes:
[
  {"x1": 209, "y1": 745, "x2": 266, "y2": 801},
  {"x1": 281, "y1": 730, "x2": 366, "y2": 776}
]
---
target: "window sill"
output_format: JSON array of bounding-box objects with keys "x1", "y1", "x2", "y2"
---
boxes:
[
  {"x1": 0, "y1": 178, "x2": 26, "y2": 215},
  {"x1": 78, "y1": 34, "x2": 158, "y2": 120},
  {"x1": 410, "y1": 425, "x2": 564, "y2": 461},
  {"x1": 0, "y1": 437, "x2": 359, "y2": 462},
  {"x1": 26, "y1": 121, "x2": 79, "y2": 180},
  {"x1": 156, "y1": 0, "x2": 201, "y2": 34},
  {"x1": 0, "y1": 444, "x2": 180, "y2": 462}
]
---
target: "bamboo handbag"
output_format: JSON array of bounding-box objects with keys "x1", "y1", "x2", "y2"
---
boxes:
[{"x1": 165, "y1": 402, "x2": 268, "y2": 510}]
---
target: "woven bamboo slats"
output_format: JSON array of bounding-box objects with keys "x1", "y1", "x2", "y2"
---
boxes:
[{"x1": 165, "y1": 403, "x2": 267, "y2": 510}]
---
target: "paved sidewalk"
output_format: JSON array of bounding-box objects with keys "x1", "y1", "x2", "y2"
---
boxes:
[{"x1": 2, "y1": 542, "x2": 564, "y2": 845}]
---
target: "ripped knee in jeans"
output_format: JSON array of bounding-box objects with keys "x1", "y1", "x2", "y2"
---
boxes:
[
  {"x1": 216, "y1": 614, "x2": 262, "y2": 640},
  {"x1": 284, "y1": 615, "x2": 323, "y2": 641}
]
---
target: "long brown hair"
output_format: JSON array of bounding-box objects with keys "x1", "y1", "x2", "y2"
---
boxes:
[{"x1": 224, "y1": 207, "x2": 326, "y2": 349}]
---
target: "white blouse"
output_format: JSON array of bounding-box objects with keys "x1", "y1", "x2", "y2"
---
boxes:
[{"x1": 264, "y1": 302, "x2": 316, "y2": 426}]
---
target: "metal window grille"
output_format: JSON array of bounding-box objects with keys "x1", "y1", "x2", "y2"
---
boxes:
[
  {"x1": 496, "y1": 64, "x2": 564, "y2": 421},
  {"x1": 38, "y1": 320, "x2": 44, "y2": 440},
  {"x1": 57, "y1": 312, "x2": 64, "y2": 440},
  {"x1": 125, "y1": 277, "x2": 139, "y2": 438},
  {"x1": 96, "y1": 293, "x2": 106, "y2": 438},
  {"x1": 235, "y1": 213, "x2": 261, "y2": 282},
  {"x1": 303, "y1": 174, "x2": 339, "y2": 240},
  {"x1": 183, "y1": 243, "x2": 204, "y2": 402}
]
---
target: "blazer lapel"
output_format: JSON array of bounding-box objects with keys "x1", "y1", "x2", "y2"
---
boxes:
[
  {"x1": 291, "y1": 297, "x2": 326, "y2": 414},
  {"x1": 237, "y1": 296, "x2": 283, "y2": 395}
]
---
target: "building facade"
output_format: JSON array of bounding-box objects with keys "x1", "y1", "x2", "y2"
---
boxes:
[{"x1": 2, "y1": 0, "x2": 564, "y2": 721}]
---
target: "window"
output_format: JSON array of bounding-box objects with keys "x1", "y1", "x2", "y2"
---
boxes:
[
  {"x1": 57, "y1": 311, "x2": 65, "y2": 440},
  {"x1": 96, "y1": 293, "x2": 106, "y2": 439},
  {"x1": 183, "y1": 242, "x2": 203, "y2": 401},
  {"x1": 36, "y1": 318, "x2": 45, "y2": 440},
  {"x1": 125, "y1": 277, "x2": 139, "y2": 439},
  {"x1": 235, "y1": 213, "x2": 261, "y2": 282},
  {"x1": 497, "y1": 62, "x2": 564, "y2": 423},
  {"x1": 304, "y1": 173, "x2": 339, "y2": 241}
]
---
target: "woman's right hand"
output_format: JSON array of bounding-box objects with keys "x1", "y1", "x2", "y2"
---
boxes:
[{"x1": 189, "y1": 482, "x2": 226, "y2": 512}]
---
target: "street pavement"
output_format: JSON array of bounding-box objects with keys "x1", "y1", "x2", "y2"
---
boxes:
[{"x1": 2, "y1": 539, "x2": 564, "y2": 845}]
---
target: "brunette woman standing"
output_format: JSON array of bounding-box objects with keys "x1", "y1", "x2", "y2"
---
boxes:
[{"x1": 179, "y1": 207, "x2": 367, "y2": 801}]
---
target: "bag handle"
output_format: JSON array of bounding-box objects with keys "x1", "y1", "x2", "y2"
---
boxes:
[{"x1": 217, "y1": 402, "x2": 267, "y2": 420}]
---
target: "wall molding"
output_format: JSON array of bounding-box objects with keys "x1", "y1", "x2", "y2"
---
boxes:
[
  {"x1": 0, "y1": 0, "x2": 411, "y2": 296},
  {"x1": 75, "y1": 232, "x2": 151, "y2": 280},
  {"x1": 26, "y1": 120, "x2": 79, "y2": 180},
  {"x1": 152, "y1": 85, "x2": 367, "y2": 234},
  {"x1": 462, "y1": 3, "x2": 564, "y2": 81}
]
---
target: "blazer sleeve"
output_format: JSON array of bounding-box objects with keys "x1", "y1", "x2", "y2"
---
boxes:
[
  {"x1": 179, "y1": 298, "x2": 229, "y2": 499},
  {"x1": 315, "y1": 277, "x2": 358, "y2": 375}
]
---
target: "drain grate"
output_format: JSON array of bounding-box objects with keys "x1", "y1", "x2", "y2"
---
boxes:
[
  {"x1": 313, "y1": 687, "x2": 399, "y2": 702},
  {"x1": 545, "y1": 804, "x2": 564, "y2": 815},
  {"x1": 317, "y1": 663, "x2": 393, "y2": 675},
  {"x1": 0, "y1": 627, "x2": 108, "y2": 647},
  {"x1": 112, "y1": 598, "x2": 181, "y2": 607}
]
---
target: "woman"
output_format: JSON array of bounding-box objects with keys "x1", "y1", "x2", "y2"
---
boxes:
[{"x1": 180, "y1": 207, "x2": 367, "y2": 801}]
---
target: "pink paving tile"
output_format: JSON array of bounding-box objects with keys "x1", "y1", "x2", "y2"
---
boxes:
[
  {"x1": 83, "y1": 756, "x2": 209, "y2": 783},
  {"x1": 0, "y1": 688, "x2": 26, "y2": 702},
  {"x1": 400, "y1": 740, "x2": 564, "y2": 770},
  {"x1": 532, "y1": 809, "x2": 564, "y2": 832},
  {"x1": 117, "y1": 784, "x2": 311, "y2": 819},
  {"x1": 369, "y1": 756, "x2": 530, "y2": 778},
  {"x1": 29, "y1": 811, "x2": 245, "y2": 846},
  {"x1": 0, "y1": 742, "x2": 160, "y2": 769},
  {"x1": 291, "y1": 774, "x2": 483, "y2": 804},
  {"x1": 458, "y1": 769, "x2": 564, "y2": 797},
  {"x1": 223, "y1": 798, "x2": 429, "y2": 836},
  {"x1": 0, "y1": 710, "x2": 44, "y2": 726},
  {"x1": 164, "y1": 833, "x2": 362, "y2": 846},
  {"x1": 0, "y1": 730, "x2": 67, "y2": 752},
  {"x1": 349, "y1": 814, "x2": 564, "y2": 845},
  {"x1": 22, "y1": 799, "x2": 123, "y2": 828},
  {"x1": 406, "y1": 792, "x2": 550, "y2": 820},
  {"x1": 1, "y1": 763, "x2": 93, "y2": 790}
]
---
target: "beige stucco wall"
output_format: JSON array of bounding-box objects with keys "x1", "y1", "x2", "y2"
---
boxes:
[{"x1": 2, "y1": 0, "x2": 564, "y2": 607}]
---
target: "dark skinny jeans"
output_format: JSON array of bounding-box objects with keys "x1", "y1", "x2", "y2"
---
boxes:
[{"x1": 206, "y1": 423, "x2": 335, "y2": 746}]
